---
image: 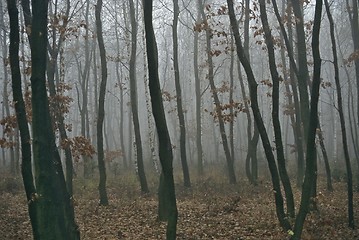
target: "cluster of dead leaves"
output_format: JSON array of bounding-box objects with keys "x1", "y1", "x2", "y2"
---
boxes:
[{"x1": 1, "y1": 175, "x2": 359, "y2": 239}]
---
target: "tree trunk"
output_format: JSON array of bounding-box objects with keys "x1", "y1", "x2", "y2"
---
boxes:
[
  {"x1": 1, "y1": 0, "x2": 15, "y2": 175},
  {"x1": 30, "y1": 0, "x2": 80, "y2": 238},
  {"x1": 259, "y1": 0, "x2": 295, "y2": 218},
  {"x1": 46, "y1": 0, "x2": 74, "y2": 196},
  {"x1": 129, "y1": 0, "x2": 149, "y2": 194},
  {"x1": 6, "y1": 0, "x2": 37, "y2": 236},
  {"x1": 144, "y1": 1, "x2": 178, "y2": 238},
  {"x1": 115, "y1": 2, "x2": 127, "y2": 169},
  {"x1": 292, "y1": 1, "x2": 322, "y2": 238},
  {"x1": 200, "y1": 0, "x2": 236, "y2": 184},
  {"x1": 95, "y1": 0, "x2": 109, "y2": 206},
  {"x1": 324, "y1": 0, "x2": 354, "y2": 227},
  {"x1": 194, "y1": 2, "x2": 203, "y2": 175},
  {"x1": 173, "y1": 0, "x2": 191, "y2": 188},
  {"x1": 227, "y1": 0, "x2": 291, "y2": 230},
  {"x1": 273, "y1": 0, "x2": 305, "y2": 186}
]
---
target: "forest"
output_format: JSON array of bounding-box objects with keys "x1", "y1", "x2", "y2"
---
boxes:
[{"x1": 1, "y1": 0, "x2": 359, "y2": 239}]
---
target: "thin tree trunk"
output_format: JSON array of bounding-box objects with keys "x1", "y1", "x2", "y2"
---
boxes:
[
  {"x1": 114, "y1": 2, "x2": 127, "y2": 169},
  {"x1": 129, "y1": 0, "x2": 149, "y2": 194},
  {"x1": 227, "y1": 0, "x2": 290, "y2": 230},
  {"x1": 46, "y1": 0, "x2": 74, "y2": 196},
  {"x1": 173, "y1": 0, "x2": 191, "y2": 188},
  {"x1": 200, "y1": 0, "x2": 236, "y2": 184},
  {"x1": 273, "y1": 0, "x2": 305, "y2": 186},
  {"x1": 324, "y1": 0, "x2": 354, "y2": 227},
  {"x1": 194, "y1": 2, "x2": 203, "y2": 175},
  {"x1": 259, "y1": 0, "x2": 295, "y2": 218},
  {"x1": 292, "y1": 1, "x2": 322, "y2": 238},
  {"x1": 95, "y1": 0, "x2": 109, "y2": 206}
]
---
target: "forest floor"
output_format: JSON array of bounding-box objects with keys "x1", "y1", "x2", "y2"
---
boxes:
[{"x1": 1, "y1": 171, "x2": 359, "y2": 240}]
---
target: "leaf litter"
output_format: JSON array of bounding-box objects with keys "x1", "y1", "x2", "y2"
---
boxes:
[{"x1": 0, "y1": 176, "x2": 358, "y2": 239}]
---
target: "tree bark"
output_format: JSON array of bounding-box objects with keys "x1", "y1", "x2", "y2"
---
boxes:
[
  {"x1": 200, "y1": 0, "x2": 236, "y2": 184},
  {"x1": 194, "y1": 1, "x2": 203, "y2": 175},
  {"x1": 324, "y1": 0, "x2": 354, "y2": 227},
  {"x1": 95, "y1": 0, "x2": 109, "y2": 206},
  {"x1": 144, "y1": 1, "x2": 178, "y2": 238},
  {"x1": 292, "y1": 1, "x2": 322, "y2": 238},
  {"x1": 129, "y1": 0, "x2": 149, "y2": 194},
  {"x1": 30, "y1": 0, "x2": 80, "y2": 238},
  {"x1": 6, "y1": 0, "x2": 38, "y2": 236},
  {"x1": 227, "y1": 0, "x2": 290, "y2": 230},
  {"x1": 46, "y1": 0, "x2": 74, "y2": 196},
  {"x1": 259, "y1": 0, "x2": 295, "y2": 218},
  {"x1": 173, "y1": 0, "x2": 191, "y2": 188}
]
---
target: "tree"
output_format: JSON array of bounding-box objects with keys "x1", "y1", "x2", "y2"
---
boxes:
[
  {"x1": 6, "y1": 0, "x2": 37, "y2": 235},
  {"x1": 96, "y1": 0, "x2": 109, "y2": 206},
  {"x1": 324, "y1": 0, "x2": 354, "y2": 228},
  {"x1": 46, "y1": 0, "x2": 75, "y2": 196},
  {"x1": 243, "y1": 0, "x2": 259, "y2": 184},
  {"x1": 173, "y1": 0, "x2": 191, "y2": 187},
  {"x1": 292, "y1": 0, "x2": 323, "y2": 238},
  {"x1": 1, "y1": 0, "x2": 16, "y2": 174},
  {"x1": 143, "y1": 0, "x2": 178, "y2": 238},
  {"x1": 129, "y1": 0, "x2": 149, "y2": 194},
  {"x1": 199, "y1": 0, "x2": 236, "y2": 184},
  {"x1": 28, "y1": 0, "x2": 80, "y2": 238},
  {"x1": 259, "y1": 0, "x2": 295, "y2": 218},
  {"x1": 194, "y1": 0, "x2": 203, "y2": 175},
  {"x1": 227, "y1": 0, "x2": 290, "y2": 230}
]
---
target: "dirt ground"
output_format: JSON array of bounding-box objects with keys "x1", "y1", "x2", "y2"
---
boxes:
[{"x1": 1, "y1": 174, "x2": 359, "y2": 239}]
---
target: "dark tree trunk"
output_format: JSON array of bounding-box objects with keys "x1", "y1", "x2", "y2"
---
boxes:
[
  {"x1": 259, "y1": 0, "x2": 295, "y2": 218},
  {"x1": 317, "y1": 126, "x2": 333, "y2": 191},
  {"x1": 129, "y1": 0, "x2": 149, "y2": 194},
  {"x1": 173, "y1": 0, "x2": 191, "y2": 188},
  {"x1": 290, "y1": 0, "x2": 310, "y2": 136},
  {"x1": 144, "y1": 0, "x2": 178, "y2": 238},
  {"x1": 325, "y1": 0, "x2": 354, "y2": 227},
  {"x1": 227, "y1": 0, "x2": 290, "y2": 230},
  {"x1": 6, "y1": 0, "x2": 38, "y2": 236},
  {"x1": 272, "y1": 0, "x2": 305, "y2": 187},
  {"x1": 292, "y1": 1, "x2": 322, "y2": 238},
  {"x1": 29, "y1": 0, "x2": 80, "y2": 238},
  {"x1": 95, "y1": 0, "x2": 109, "y2": 206}
]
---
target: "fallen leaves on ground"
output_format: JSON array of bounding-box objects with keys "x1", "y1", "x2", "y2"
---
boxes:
[{"x1": 0, "y1": 176, "x2": 358, "y2": 239}]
